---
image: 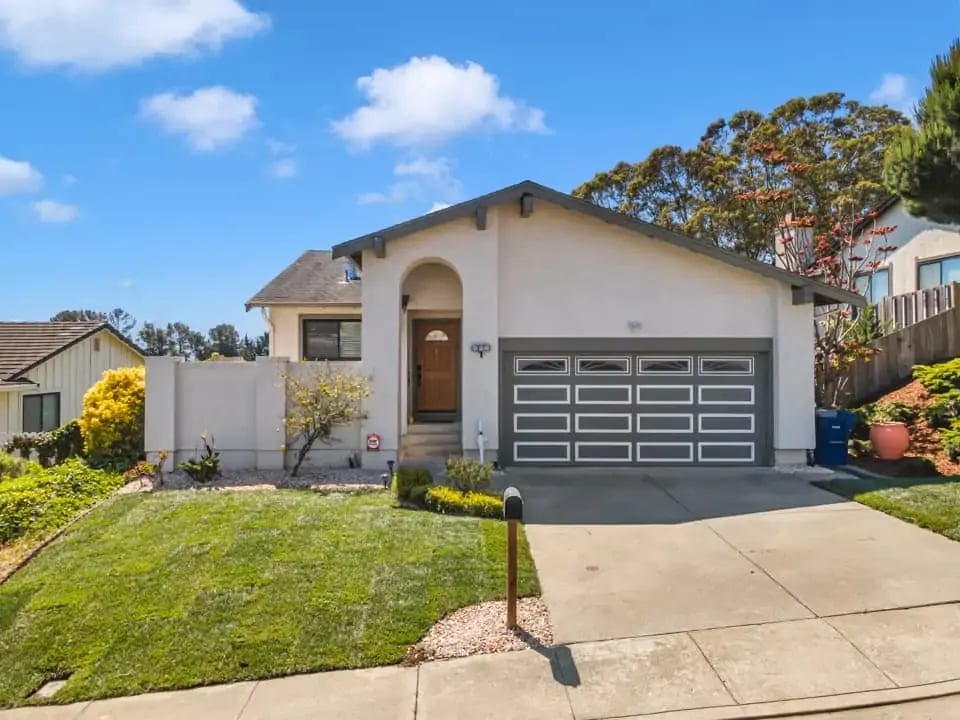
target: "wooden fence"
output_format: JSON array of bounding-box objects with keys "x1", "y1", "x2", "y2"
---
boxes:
[
  {"x1": 875, "y1": 283, "x2": 956, "y2": 332},
  {"x1": 842, "y1": 293, "x2": 960, "y2": 406}
]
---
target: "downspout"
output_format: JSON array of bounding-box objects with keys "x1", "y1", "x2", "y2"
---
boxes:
[{"x1": 260, "y1": 307, "x2": 275, "y2": 356}]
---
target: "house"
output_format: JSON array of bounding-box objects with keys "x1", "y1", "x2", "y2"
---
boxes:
[
  {"x1": 0, "y1": 322, "x2": 144, "y2": 441},
  {"x1": 247, "y1": 181, "x2": 860, "y2": 468}
]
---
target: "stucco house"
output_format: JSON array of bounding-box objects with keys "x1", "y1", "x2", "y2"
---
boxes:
[
  {"x1": 247, "y1": 181, "x2": 861, "y2": 468},
  {"x1": 0, "y1": 322, "x2": 143, "y2": 442}
]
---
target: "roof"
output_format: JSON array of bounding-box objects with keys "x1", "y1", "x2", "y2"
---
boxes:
[
  {"x1": 331, "y1": 180, "x2": 865, "y2": 307},
  {"x1": 245, "y1": 250, "x2": 362, "y2": 310},
  {"x1": 0, "y1": 322, "x2": 142, "y2": 385},
  {"x1": 852, "y1": 195, "x2": 900, "y2": 236}
]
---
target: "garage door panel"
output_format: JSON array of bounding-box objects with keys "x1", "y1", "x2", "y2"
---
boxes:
[{"x1": 503, "y1": 346, "x2": 770, "y2": 466}]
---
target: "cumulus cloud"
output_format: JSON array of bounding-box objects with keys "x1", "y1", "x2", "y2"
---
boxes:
[
  {"x1": 358, "y1": 155, "x2": 462, "y2": 206},
  {"x1": 0, "y1": 155, "x2": 42, "y2": 195},
  {"x1": 266, "y1": 158, "x2": 298, "y2": 179},
  {"x1": 266, "y1": 138, "x2": 296, "y2": 155},
  {"x1": 32, "y1": 199, "x2": 77, "y2": 223},
  {"x1": 0, "y1": 0, "x2": 268, "y2": 70},
  {"x1": 141, "y1": 86, "x2": 258, "y2": 151},
  {"x1": 870, "y1": 73, "x2": 916, "y2": 114},
  {"x1": 332, "y1": 56, "x2": 546, "y2": 147}
]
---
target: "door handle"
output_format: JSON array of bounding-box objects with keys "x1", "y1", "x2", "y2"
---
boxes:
[{"x1": 416, "y1": 364, "x2": 422, "y2": 387}]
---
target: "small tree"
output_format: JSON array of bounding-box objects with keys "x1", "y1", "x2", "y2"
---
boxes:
[
  {"x1": 78, "y1": 366, "x2": 146, "y2": 470},
  {"x1": 283, "y1": 366, "x2": 369, "y2": 476},
  {"x1": 736, "y1": 145, "x2": 898, "y2": 407}
]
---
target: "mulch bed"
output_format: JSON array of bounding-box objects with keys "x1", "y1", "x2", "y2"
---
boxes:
[{"x1": 851, "y1": 380, "x2": 960, "y2": 477}]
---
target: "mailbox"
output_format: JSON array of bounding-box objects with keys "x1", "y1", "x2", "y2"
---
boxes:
[{"x1": 503, "y1": 486, "x2": 524, "y2": 522}]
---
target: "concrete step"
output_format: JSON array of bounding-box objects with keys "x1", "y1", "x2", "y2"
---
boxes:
[
  {"x1": 406, "y1": 422, "x2": 462, "y2": 436},
  {"x1": 401, "y1": 432, "x2": 461, "y2": 448},
  {"x1": 401, "y1": 443, "x2": 462, "y2": 461}
]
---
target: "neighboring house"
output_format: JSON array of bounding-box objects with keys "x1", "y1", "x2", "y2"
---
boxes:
[
  {"x1": 247, "y1": 180, "x2": 860, "y2": 468},
  {"x1": 0, "y1": 322, "x2": 143, "y2": 442},
  {"x1": 851, "y1": 197, "x2": 960, "y2": 304}
]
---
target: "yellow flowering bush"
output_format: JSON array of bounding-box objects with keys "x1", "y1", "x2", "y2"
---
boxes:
[{"x1": 78, "y1": 366, "x2": 146, "y2": 470}]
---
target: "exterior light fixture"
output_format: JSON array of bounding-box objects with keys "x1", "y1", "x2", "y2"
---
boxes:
[{"x1": 470, "y1": 342, "x2": 492, "y2": 358}]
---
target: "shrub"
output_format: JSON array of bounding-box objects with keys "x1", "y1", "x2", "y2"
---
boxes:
[
  {"x1": 444, "y1": 457, "x2": 494, "y2": 493},
  {"x1": 0, "y1": 458, "x2": 124, "y2": 544},
  {"x1": 942, "y1": 426, "x2": 960, "y2": 462},
  {"x1": 407, "y1": 484, "x2": 432, "y2": 508},
  {"x1": 395, "y1": 465, "x2": 432, "y2": 502},
  {"x1": 424, "y1": 486, "x2": 502, "y2": 519},
  {"x1": 868, "y1": 402, "x2": 918, "y2": 424},
  {"x1": 914, "y1": 358, "x2": 960, "y2": 395},
  {"x1": 924, "y1": 392, "x2": 960, "y2": 428},
  {"x1": 2, "y1": 421, "x2": 84, "y2": 467},
  {"x1": 0, "y1": 453, "x2": 35, "y2": 482},
  {"x1": 78, "y1": 366, "x2": 145, "y2": 470},
  {"x1": 177, "y1": 435, "x2": 221, "y2": 483}
]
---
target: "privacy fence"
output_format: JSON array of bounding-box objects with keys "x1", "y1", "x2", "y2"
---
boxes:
[{"x1": 145, "y1": 356, "x2": 362, "y2": 472}]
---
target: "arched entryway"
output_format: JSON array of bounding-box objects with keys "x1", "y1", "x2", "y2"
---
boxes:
[{"x1": 401, "y1": 261, "x2": 463, "y2": 423}]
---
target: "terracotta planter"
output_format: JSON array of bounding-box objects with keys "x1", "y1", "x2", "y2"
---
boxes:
[{"x1": 869, "y1": 422, "x2": 910, "y2": 460}]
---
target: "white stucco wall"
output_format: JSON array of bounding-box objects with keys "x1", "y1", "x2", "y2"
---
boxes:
[
  {"x1": 0, "y1": 330, "x2": 143, "y2": 441},
  {"x1": 357, "y1": 199, "x2": 815, "y2": 466},
  {"x1": 264, "y1": 304, "x2": 362, "y2": 359}
]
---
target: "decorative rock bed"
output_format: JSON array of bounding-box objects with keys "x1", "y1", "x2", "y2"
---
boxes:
[{"x1": 138, "y1": 468, "x2": 388, "y2": 493}]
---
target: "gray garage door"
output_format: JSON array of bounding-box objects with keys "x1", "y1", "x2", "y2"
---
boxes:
[{"x1": 500, "y1": 344, "x2": 772, "y2": 466}]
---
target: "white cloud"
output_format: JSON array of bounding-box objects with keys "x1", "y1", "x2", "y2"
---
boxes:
[
  {"x1": 870, "y1": 73, "x2": 916, "y2": 114},
  {"x1": 266, "y1": 138, "x2": 296, "y2": 155},
  {"x1": 61, "y1": 173, "x2": 77, "y2": 186},
  {"x1": 395, "y1": 157, "x2": 453, "y2": 178},
  {"x1": 0, "y1": 0, "x2": 269, "y2": 71},
  {"x1": 266, "y1": 158, "x2": 298, "y2": 179},
  {"x1": 428, "y1": 201, "x2": 451, "y2": 213},
  {"x1": 358, "y1": 155, "x2": 462, "y2": 206},
  {"x1": 119, "y1": 278, "x2": 134, "y2": 289},
  {"x1": 141, "y1": 86, "x2": 257, "y2": 151},
  {"x1": 32, "y1": 199, "x2": 77, "y2": 223},
  {"x1": 358, "y1": 182, "x2": 417, "y2": 205},
  {"x1": 332, "y1": 56, "x2": 546, "y2": 147},
  {"x1": 0, "y1": 155, "x2": 42, "y2": 195}
]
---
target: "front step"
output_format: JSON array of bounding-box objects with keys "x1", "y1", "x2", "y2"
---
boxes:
[
  {"x1": 401, "y1": 444, "x2": 462, "y2": 461},
  {"x1": 401, "y1": 432, "x2": 460, "y2": 449},
  {"x1": 406, "y1": 422, "x2": 462, "y2": 435}
]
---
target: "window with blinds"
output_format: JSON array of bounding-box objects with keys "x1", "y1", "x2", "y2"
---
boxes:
[{"x1": 302, "y1": 319, "x2": 362, "y2": 360}]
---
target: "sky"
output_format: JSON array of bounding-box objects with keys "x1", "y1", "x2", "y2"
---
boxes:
[{"x1": 1, "y1": 0, "x2": 959, "y2": 337}]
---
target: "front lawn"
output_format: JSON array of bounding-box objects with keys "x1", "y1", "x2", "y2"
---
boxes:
[
  {"x1": 818, "y1": 474, "x2": 960, "y2": 541},
  {"x1": 0, "y1": 490, "x2": 539, "y2": 707}
]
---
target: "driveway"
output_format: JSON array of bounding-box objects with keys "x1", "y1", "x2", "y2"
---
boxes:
[{"x1": 503, "y1": 468, "x2": 960, "y2": 644}]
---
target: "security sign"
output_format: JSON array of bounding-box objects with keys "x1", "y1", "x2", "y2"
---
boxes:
[{"x1": 366, "y1": 433, "x2": 381, "y2": 451}]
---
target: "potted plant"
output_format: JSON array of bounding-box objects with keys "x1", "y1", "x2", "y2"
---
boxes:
[{"x1": 868, "y1": 403, "x2": 911, "y2": 460}]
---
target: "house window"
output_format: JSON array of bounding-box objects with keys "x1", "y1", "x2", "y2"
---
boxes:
[
  {"x1": 918, "y1": 255, "x2": 960, "y2": 289},
  {"x1": 302, "y1": 319, "x2": 361, "y2": 360},
  {"x1": 23, "y1": 393, "x2": 60, "y2": 433},
  {"x1": 854, "y1": 269, "x2": 890, "y2": 303}
]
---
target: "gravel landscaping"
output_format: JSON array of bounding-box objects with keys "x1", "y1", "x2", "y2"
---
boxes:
[{"x1": 141, "y1": 467, "x2": 387, "y2": 492}]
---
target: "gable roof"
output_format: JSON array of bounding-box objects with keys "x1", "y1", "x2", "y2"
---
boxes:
[
  {"x1": 0, "y1": 322, "x2": 142, "y2": 385},
  {"x1": 331, "y1": 180, "x2": 865, "y2": 307},
  {"x1": 245, "y1": 250, "x2": 362, "y2": 310}
]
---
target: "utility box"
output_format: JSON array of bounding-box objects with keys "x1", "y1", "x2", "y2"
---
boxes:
[{"x1": 815, "y1": 409, "x2": 857, "y2": 466}]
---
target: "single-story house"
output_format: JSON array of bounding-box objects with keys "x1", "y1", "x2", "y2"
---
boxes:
[
  {"x1": 0, "y1": 322, "x2": 144, "y2": 441},
  {"x1": 247, "y1": 180, "x2": 861, "y2": 468}
]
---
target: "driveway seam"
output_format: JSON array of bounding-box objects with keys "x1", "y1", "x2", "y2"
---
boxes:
[
  {"x1": 685, "y1": 631, "x2": 741, "y2": 705},
  {"x1": 235, "y1": 680, "x2": 259, "y2": 719},
  {"x1": 822, "y1": 616, "x2": 901, "y2": 688},
  {"x1": 413, "y1": 666, "x2": 420, "y2": 719},
  {"x1": 645, "y1": 474, "x2": 818, "y2": 619}
]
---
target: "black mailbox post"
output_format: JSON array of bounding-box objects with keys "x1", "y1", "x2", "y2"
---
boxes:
[{"x1": 503, "y1": 486, "x2": 524, "y2": 629}]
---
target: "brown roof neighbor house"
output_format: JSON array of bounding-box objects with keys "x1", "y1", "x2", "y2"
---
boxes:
[{"x1": 0, "y1": 322, "x2": 143, "y2": 440}]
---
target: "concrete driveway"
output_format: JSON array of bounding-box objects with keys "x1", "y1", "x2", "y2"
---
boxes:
[{"x1": 503, "y1": 468, "x2": 960, "y2": 644}]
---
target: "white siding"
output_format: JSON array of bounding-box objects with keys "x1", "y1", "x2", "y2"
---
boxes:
[{"x1": 0, "y1": 330, "x2": 142, "y2": 441}]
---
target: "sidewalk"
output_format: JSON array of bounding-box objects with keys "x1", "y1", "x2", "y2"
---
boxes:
[{"x1": 6, "y1": 605, "x2": 960, "y2": 720}]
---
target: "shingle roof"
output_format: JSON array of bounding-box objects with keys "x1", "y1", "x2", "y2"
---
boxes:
[
  {"x1": 245, "y1": 250, "x2": 362, "y2": 310},
  {"x1": 0, "y1": 322, "x2": 140, "y2": 383}
]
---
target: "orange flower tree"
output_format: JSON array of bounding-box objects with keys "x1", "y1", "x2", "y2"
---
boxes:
[{"x1": 736, "y1": 144, "x2": 898, "y2": 407}]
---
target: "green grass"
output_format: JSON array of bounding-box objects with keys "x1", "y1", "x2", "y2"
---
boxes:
[
  {"x1": 818, "y1": 474, "x2": 960, "y2": 541},
  {"x1": 0, "y1": 490, "x2": 539, "y2": 707}
]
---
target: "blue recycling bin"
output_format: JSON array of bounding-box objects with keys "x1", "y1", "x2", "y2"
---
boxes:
[{"x1": 814, "y1": 409, "x2": 857, "y2": 466}]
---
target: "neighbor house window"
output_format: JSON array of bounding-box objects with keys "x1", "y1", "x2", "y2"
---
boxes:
[
  {"x1": 854, "y1": 268, "x2": 890, "y2": 303},
  {"x1": 302, "y1": 319, "x2": 361, "y2": 360},
  {"x1": 918, "y1": 255, "x2": 960, "y2": 289},
  {"x1": 23, "y1": 393, "x2": 60, "y2": 433}
]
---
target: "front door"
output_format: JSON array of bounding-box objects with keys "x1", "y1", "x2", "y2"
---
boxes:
[{"x1": 415, "y1": 319, "x2": 459, "y2": 418}]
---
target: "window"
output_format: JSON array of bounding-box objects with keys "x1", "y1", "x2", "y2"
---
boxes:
[
  {"x1": 576, "y1": 357, "x2": 630, "y2": 375},
  {"x1": 699, "y1": 357, "x2": 754, "y2": 375},
  {"x1": 425, "y1": 329, "x2": 449, "y2": 342},
  {"x1": 637, "y1": 357, "x2": 692, "y2": 375},
  {"x1": 854, "y1": 269, "x2": 890, "y2": 303},
  {"x1": 23, "y1": 393, "x2": 60, "y2": 433},
  {"x1": 302, "y1": 319, "x2": 361, "y2": 360},
  {"x1": 514, "y1": 357, "x2": 569, "y2": 375},
  {"x1": 918, "y1": 255, "x2": 960, "y2": 289}
]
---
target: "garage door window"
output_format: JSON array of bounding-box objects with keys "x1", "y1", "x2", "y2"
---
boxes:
[
  {"x1": 576, "y1": 357, "x2": 630, "y2": 375},
  {"x1": 638, "y1": 357, "x2": 692, "y2": 375},
  {"x1": 515, "y1": 357, "x2": 569, "y2": 375},
  {"x1": 699, "y1": 357, "x2": 753, "y2": 375}
]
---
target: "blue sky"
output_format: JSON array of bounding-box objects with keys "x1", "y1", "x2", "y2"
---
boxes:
[{"x1": 1, "y1": 0, "x2": 958, "y2": 337}]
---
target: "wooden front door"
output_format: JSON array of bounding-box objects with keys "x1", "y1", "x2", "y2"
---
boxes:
[{"x1": 415, "y1": 320, "x2": 459, "y2": 414}]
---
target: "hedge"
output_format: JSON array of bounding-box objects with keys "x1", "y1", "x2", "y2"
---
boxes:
[{"x1": 424, "y1": 486, "x2": 503, "y2": 519}]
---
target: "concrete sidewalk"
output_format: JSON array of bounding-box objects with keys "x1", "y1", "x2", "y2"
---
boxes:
[{"x1": 7, "y1": 604, "x2": 960, "y2": 720}]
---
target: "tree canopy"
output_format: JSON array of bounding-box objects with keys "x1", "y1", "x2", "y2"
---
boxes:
[
  {"x1": 884, "y1": 40, "x2": 960, "y2": 224},
  {"x1": 573, "y1": 93, "x2": 908, "y2": 259}
]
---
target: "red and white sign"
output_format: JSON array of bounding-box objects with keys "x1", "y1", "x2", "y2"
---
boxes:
[{"x1": 366, "y1": 433, "x2": 381, "y2": 451}]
